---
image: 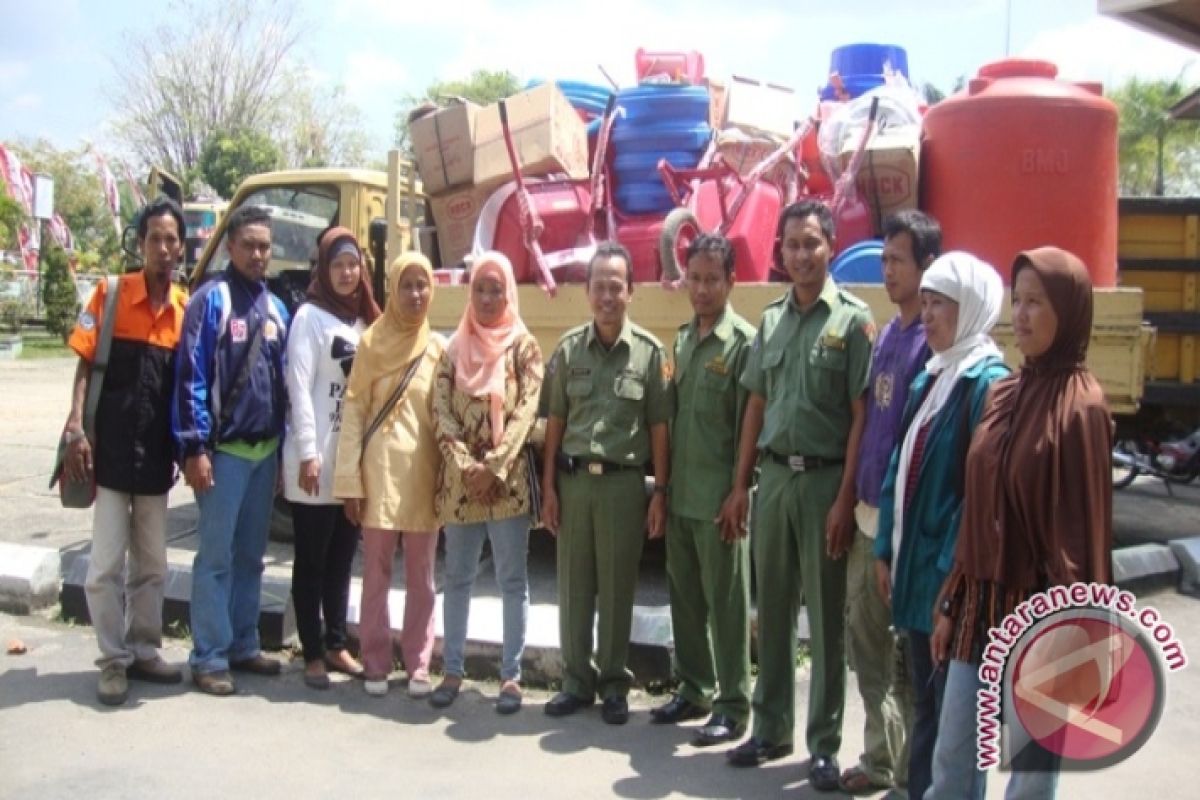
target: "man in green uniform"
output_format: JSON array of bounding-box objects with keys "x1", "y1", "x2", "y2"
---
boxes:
[
  {"x1": 718, "y1": 200, "x2": 873, "y2": 792},
  {"x1": 650, "y1": 234, "x2": 756, "y2": 747},
  {"x1": 540, "y1": 241, "x2": 673, "y2": 725}
]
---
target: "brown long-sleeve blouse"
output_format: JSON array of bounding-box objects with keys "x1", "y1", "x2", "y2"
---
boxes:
[{"x1": 432, "y1": 332, "x2": 543, "y2": 525}]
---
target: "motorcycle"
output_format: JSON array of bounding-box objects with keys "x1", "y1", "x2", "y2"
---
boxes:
[{"x1": 1112, "y1": 425, "x2": 1200, "y2": 494}]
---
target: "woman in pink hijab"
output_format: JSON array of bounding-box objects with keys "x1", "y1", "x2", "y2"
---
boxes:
[{"x1": 430, "y1": 251, "x2": 544, "y2": 714}]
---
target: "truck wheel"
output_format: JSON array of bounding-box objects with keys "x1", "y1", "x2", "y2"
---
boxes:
[{"x1": 659, "y1": 208, "x2": 701, "y2": 282}]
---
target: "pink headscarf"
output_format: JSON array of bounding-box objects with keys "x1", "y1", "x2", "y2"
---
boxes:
[{"x1": 448, "y1": 251, "x2": 528, "y2": 447}]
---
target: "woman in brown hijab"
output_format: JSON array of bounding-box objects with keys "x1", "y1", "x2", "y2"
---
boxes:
[{"x1": 925, "y1": 248, "x2": 1113, "y2": 800}]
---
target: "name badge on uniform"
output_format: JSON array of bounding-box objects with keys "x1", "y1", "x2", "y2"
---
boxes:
[
  {"x1": 704, "y1": 356, "x2": 728, "y2": 376},
  {"x1": 570, "y1": 367, "x2": 591, "y2": 377},
  {"x1": 230, "y1": 318, "x2": 248, "y2": 343},
  {"x1": 821, "y1": 333, "x2": 846, "y2": 351}
]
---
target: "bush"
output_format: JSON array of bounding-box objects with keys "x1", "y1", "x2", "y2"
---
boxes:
[
  {"x1": 0, "y1": 299, "x2": 26, "y2": 334},
  {"x1": 41, "y1": 245, "x2": 79, "y2": 342}
]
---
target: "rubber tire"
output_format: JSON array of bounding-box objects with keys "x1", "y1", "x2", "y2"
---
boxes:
[
  {"x1": 1112, "y1": 440, "x2": 1139, "y2": 490},
  {"x1": 659, "y1": 207, "x2": 702, "y2": 283}
]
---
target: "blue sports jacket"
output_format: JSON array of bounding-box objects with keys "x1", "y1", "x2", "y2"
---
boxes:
[
  {"x1": 172, "y1": 264, "x2": 289, "y2": 458},
  {"x1": 874, "y1": 356, "x2": 1010, "y2": 635}
]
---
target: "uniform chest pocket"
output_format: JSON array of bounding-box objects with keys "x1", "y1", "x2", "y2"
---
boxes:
[
  {"x1": 809, "y1": 345, "x2": 847, "y2": 405},
  {"x1": 760, "y1": 348, "x2": 785, "y2": 371},
  {"x1": 566, "y1": 376, "x2": 594, "y2": 398},
  {"x1": 613, "y1": 373, "x2": 645, "y2": 424},
  {"x1": 696, "y1": 369, "x2": 732, "y2": 419}
]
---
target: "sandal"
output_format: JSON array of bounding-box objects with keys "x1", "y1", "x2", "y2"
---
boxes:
[
  {"x1": 429, "y1": 678, "x2": 461, "y2": 708},
  {"x1": 838, "y1": 766, "x2": 889, "y2": 795},
  {"x1": 496, "y1": 681, "x2": 522, "y2": 715},
  {"x1": 325, "y1": 650, "x2": 365, "y2": 678}
]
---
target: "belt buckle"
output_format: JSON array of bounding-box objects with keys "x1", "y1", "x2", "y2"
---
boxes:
[
  {"x1": 787, "y1": 455, "x2": 807, "y2": 472},
  {"x1": 587, "y1": 461, "x2": 604, "y2": 476}
]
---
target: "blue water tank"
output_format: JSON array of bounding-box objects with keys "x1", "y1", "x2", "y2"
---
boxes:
[
  {"x1": 830, "y1": 43, "x2": 909, "y2": 79},
  {"x1": 831, "y1": 240, "x2": 884, "y2": 283}
]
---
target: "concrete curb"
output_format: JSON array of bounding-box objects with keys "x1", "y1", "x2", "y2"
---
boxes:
[{"x1": 0, "y1": 542, "x2": 61, "y2": 614}]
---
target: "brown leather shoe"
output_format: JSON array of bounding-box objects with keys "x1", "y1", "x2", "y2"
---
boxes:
[
  {"x1": 127, "y1": 656, "x2": 183, "y2": 684},
  {"x1": 192, "y1": 670, "x2": 235, "y2": 696},
  {"x1": 229, "y1": 654, "x2": 282, "y2": 676}
]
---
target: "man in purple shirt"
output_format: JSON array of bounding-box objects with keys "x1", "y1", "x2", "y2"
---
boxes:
[{"x1": 839, "y1": 210, "x2": 940, "y2": 796}]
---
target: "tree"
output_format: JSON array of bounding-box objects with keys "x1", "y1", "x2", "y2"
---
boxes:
[
  {"x1": 393, "y1": 69, "x2": 521, "y2": 152},
  {"x1": 108, "y1": 0, "x2": 302, "y2": 179},
  {"x1": 920, "y1": 82, "x2": 946, "y2": 107},
  {"x1": 199, "y1": 129, "x2": 284, "y2": 199},
  {"x1": 279, "y1": 75, "x2": 371, "y2": 169},
  {"x1": 0, "y1": 195, "x2": 23, "y2": 251},
  {"x1": 1110, "y1": 74, "x2": 1200, "y2": 196},
  {"x1": 11, "y1": 140, "x2": 120, "y2": 262},
  {"x1": 41, "y1": 244, "x2": 79, "y2": 342}
]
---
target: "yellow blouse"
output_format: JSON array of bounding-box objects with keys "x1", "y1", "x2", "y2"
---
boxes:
[
  {"x1": 333, "y1": 334, "x2": 446, "y2": 532},
  {"x1": 432, "y1": 333, "x2": 543, "y2": 525}
]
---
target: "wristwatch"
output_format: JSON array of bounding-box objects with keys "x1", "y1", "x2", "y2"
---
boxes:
[
  {"x1": 652, "y1": 483, "x2": 669, "y2": 496},
  {"x1": 938, "y1": 597, "x2": 955, "y2": 617},
  {"x1": 63, "y1": 429, "x2": 87, "y2": 444}
]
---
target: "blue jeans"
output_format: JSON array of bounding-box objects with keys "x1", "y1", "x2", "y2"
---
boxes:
[
  {"x1": 441, "y1": 515, "x2": 530, "y2": 682},
  {"x1": 189, "y1": 451, "x2": 277, "y2": 674},
  {"x1": 928, "y1": 659, "x2": 1060, "y2": 800},
  {"x1": 904, "y1": 630, "x2": 947, "y2": 800}
]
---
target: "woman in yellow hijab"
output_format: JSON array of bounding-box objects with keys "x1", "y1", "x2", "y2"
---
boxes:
[{"x1": 334, "y1": 253, "x2": 444, "y2": 699}]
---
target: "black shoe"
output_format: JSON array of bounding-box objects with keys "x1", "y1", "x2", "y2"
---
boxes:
[
  {"x1": 544, "y1": 691, "x2": 593, "y2": 717},
  {"x1": 229, "y1": 654, "x2": 281, "y2": 676},
  {"x1": 693, "y1": 713, "x2": 745, "y2": 746},
  {"x1": 809, "y1": 755, "x2": 841, "y2": 792},
  {"x1": 726, "y1": 736, "x2": 794, "y2": 767},
  {"x1": 649, "y1": 694, "x2": 708, "y2": 725},
  {"x1": 601, "y1": 695, "x2": 629, "y2": 725}
]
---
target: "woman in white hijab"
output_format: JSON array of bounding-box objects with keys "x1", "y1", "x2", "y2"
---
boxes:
[{"x1": 871, "y1": 251, "x2": 1011, "y2": 800}]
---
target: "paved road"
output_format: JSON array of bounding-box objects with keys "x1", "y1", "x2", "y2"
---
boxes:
[{"x1": 3, "y1": 357, "x2": 1200, "y2": 799}]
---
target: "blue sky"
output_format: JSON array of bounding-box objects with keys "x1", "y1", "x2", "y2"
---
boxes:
[{"x1": 1, "y1": 0, "x2": 1196, "y2": 162}]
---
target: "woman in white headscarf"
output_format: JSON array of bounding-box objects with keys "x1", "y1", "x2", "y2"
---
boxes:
[{"x1": 871, "y1": 251, "x2": 1011, "y2": 800}]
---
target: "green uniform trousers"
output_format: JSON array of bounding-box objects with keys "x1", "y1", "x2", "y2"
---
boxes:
[
  {"x1": 751, "y1": 459, "x2": 848, "y2": 753},
  {"x1": 846, "y1": 526, "x2": 913, "y2": 788},
  {"x1": 556, "y1": 469, "x2": 647, "y2": 700},
  {"x1": 666, "y1": 513, "x2": 752, "y2": 723}
]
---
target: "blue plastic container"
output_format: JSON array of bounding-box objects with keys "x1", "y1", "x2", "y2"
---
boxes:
[
  {"x1": 614, "y1": 182, "x2": 676, "y2": 215},
  {"x1": 616, "y1": 84, "x2": 709, "y2": 121},
  {"x1": 830, "y1": 240, "x2": 884, "y2": 283},
  {"x1": 526, "y1": 79, "x2": 613, "y2": 118},
  {"x1": 830, "y1": 43, "x2": 909, "y2": 79},
  {"x1": 611, "y1": 121, "x2": 711, "y2": 152}
]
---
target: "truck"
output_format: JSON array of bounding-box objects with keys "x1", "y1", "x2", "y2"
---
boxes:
[{"x1": 191, "y1": 160, "x2": 1153, "y2": 418}]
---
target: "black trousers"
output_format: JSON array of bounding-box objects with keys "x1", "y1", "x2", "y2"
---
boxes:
[{"x1": 290, "y1": 502, "x2": 360, "y2": 663}]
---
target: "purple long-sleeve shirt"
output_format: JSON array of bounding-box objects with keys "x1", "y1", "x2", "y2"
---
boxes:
[{"x1": 855, "y1": 315, "x2": 929, "y2": 509}]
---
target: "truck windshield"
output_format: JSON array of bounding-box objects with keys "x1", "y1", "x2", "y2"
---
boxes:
[{"x1": 212, "y1": 185, "x2": 340, "y2": 277}]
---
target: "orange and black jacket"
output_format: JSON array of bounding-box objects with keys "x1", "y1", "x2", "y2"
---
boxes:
[{"x1": 68, "y1": 272, "x2": 189, "y2": 495}]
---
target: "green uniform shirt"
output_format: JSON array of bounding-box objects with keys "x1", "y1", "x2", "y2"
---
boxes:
[
  {"x1": 670, "y1": 305, "x2": 756, "y2": 521},
  {"x1": 740, "y1": 277, "x2": 874, "y2": 459},
  {"x1": 542, "y1": 318, "x2": 673, "y2": 465}
]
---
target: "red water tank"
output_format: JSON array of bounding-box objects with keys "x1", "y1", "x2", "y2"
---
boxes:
[{"x1": 921, "y1": 59, "x2": 1118, "y2": 286}]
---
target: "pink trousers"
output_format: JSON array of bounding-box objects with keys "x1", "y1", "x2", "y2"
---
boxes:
[{"x1": 359, "y1": 528, "x2": 439, "y2": 680}]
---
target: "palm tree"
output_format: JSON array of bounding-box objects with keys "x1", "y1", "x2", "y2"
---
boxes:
[{"x1": 1109, "y1": 73, "x2": 1199, "y2": 196}]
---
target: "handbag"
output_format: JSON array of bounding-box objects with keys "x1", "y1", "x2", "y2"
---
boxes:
[{"x1": 50, "y1": 275, "x2": 120, "y2": 508}]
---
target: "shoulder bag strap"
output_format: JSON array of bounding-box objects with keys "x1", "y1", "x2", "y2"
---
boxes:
[
  {"x1": 213, "y1": 319, "x2": 266, "y2": 444},
  {"x1": 82, "y1": 276, "x2": 121, "y2": 444},
  {"x1": 361, "y1": 348, "x2": 426, "y2": 451}
]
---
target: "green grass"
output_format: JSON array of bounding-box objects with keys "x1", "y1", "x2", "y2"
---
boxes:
[{"x1": 17, "y1": 329, "x2": 73, "y2": 359}]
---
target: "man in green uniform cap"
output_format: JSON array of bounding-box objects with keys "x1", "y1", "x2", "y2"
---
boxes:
[
  {"x1": 718, "y1": 200, "x2": 874, "y2": 793},
  {"x1": 540, "y1": 241, "x2": 673, "y2": 725},
  {"x1": 650, "y1": 233, "x2": 756, "y2": 747}
]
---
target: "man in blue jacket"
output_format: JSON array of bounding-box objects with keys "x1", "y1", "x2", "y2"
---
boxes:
[{"x1": 174, "y1": 204, "x2": 289, "y2": 695}]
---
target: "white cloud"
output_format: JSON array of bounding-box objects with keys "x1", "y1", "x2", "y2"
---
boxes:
[
  {"x1": 343, "y1": 49, "x2": 410, "y2": 100},
  {"x1": 1020, "y1": 16, "x2": 1198, "y2": 88}
]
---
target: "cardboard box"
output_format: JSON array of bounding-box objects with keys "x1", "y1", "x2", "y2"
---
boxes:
[
  {"x1": 839, "y1": 125, "x2": 920, "y2": 234},
  {"x1": 723, "y1": 75, "x2": 799, "y2": 139},
  {"x1": 427, "y1": 183, "x2": 495, "y2": 269},
  {"x1": 705, "y1": 78, "x2": 728, "y2": 131},
  {"x1": 410, "y1": 100, "x2": 479, "y2": 194},
  {"x1": 473, "y1": 83, "x2": 589, "y2": 189}
]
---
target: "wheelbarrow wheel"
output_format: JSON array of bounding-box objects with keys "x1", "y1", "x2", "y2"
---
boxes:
[{"x1": 659, "y1": 207, "x2": 701, "y2": 282}]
